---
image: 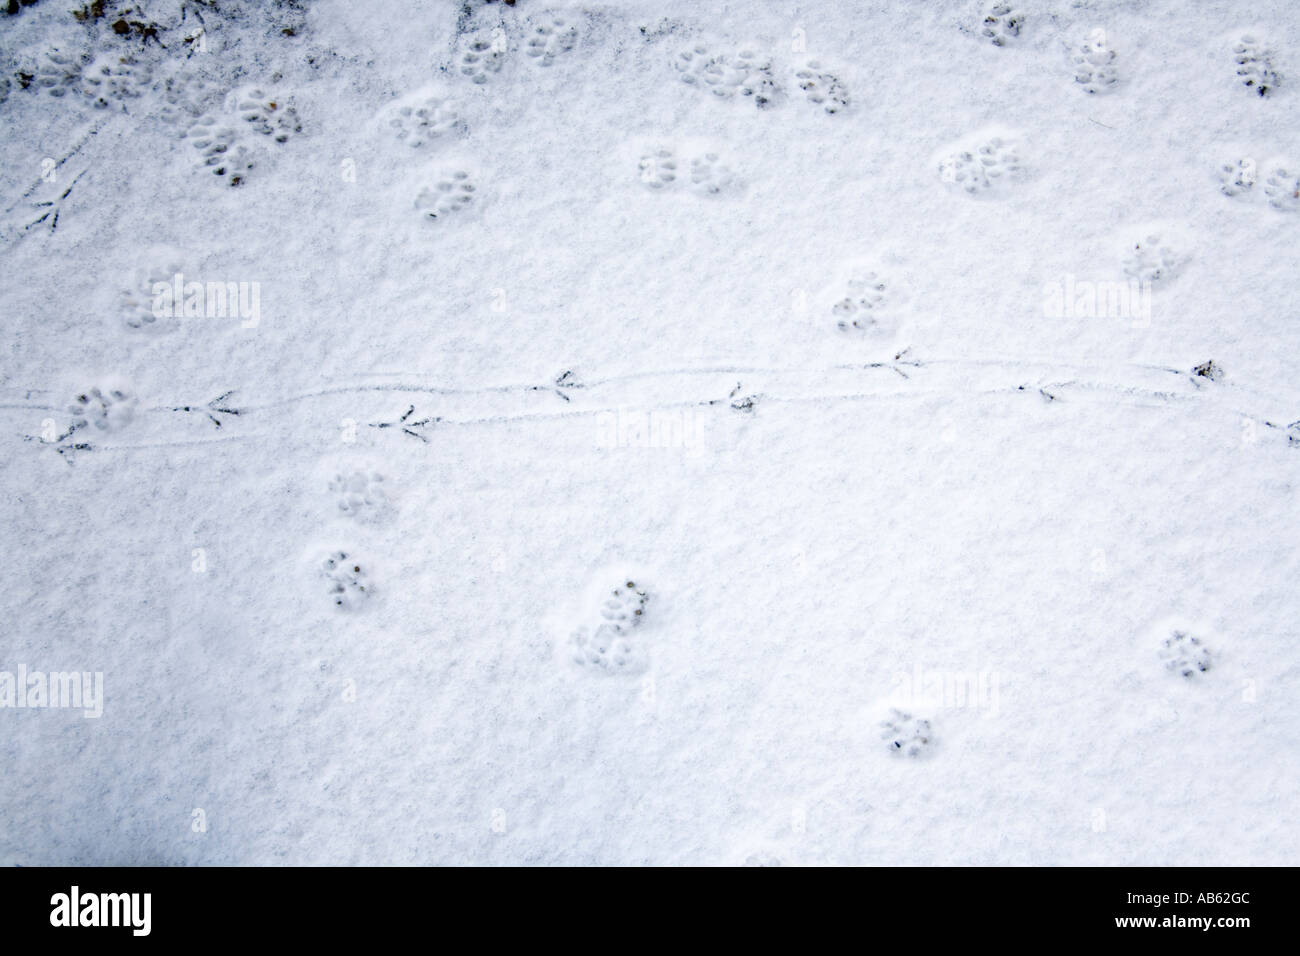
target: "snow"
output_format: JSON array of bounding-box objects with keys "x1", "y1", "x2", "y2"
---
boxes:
[{"x1": 0, "y1": 0, "x2": 1297, "y2": 865}]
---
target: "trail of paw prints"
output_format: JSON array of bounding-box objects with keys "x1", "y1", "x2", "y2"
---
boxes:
[
  {"x1": 1158, "y1": 629, "x2": 1213, "y2": 679},
  {"x1": 81, "y1": 53, "x2": 153, "y2": 110},
  {"x1": 524, "y1": 12, "x2": 578, "y2": 67},
  {"x1": 375, "y1": 88, "x2": 462, "y2": 149},
  {"x1": 1071, "y1": 30, "x2": 1118, "y2": 94},
  {"x1": 880, "y1": 708, "x2": 934, "y2": 757},
  {"x1": 67, "y1": 377, "x2": 138, "y2": 433},
  {"x1": 1215, "y1": 154, "x2": 1299, "y2": 210},
  {"x1": 792, "y1": 58, "x2": 849, "y2": 114},
  {"x1": 1232, "y1": 33, "x2": 1280, "y2": 97},
  {"x1": 415, "y1": 166, "x2": 478, "y2": 222},
  {"x1": 457, "y1": 26, "x2": 509, "y2": 84},
  {"x1": 980, "y1": 2, "x2": 1024, "y2": 48},
  {"x1": 673, "y1": 41, "x2": 780, "y2": 109},
  {"x1": 937, "y1": 131, "x2": 1022, "y2": 196},
  {"x1": 568, "y1": 578, "x2": 651, "y2": 675},
  {"x1": 638, "y1": 144, "x2": 740, "y2": 196},
  {"x1": 321, "y1": 551, "x2": 371, "y2": 611},
  {"x1": 328, "y1": 468, "x2": 392, "y2": 523},
  {"x1": 181, "y1": 81, "x2": 301, "y2": 186}
]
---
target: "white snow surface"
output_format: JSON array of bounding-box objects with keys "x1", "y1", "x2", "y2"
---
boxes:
[{"x1": 0, "y1": 0, "x2": 1298, "y2": 865}]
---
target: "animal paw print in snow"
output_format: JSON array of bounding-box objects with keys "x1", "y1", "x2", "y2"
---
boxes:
[
  {"x1": 1072, "y1": 33, "x2": 1118, "y2": 94},
  {"x1": 33, "y1": 48, "x2": 85, "y2": 98},
  {"x1": 459, "y1": 28, "x2": 508, "y2": 84},
  {"x1": 1216, "y1": 158, "x2": 1256, "y2": 198},
  {"x1": 1159, "y1": 630, "x2": 1212, "y2": 678},
  {"x1": 1263, "y1": 164, "x2": 1299, "y2": 211},
  {"x1": 981, "y1": 2, "x2": 1024, "y2": 47},
  {"x1": 833, "y1": 271, "x2": 897, "y2": 336},
  {"x1": 379, "y1": 90, "x2": 460, "y2": 148},
  {"x1": 793, "y1": 59, "x2": 849, "y2": 114},
  {"x1": 185, "y1": 117, "x2": 256, "y2": 187},
  {"x1": 1233, "y1": 35, "x2": 1279, "y2": 97},
  {"x1": 81, "y1": 53, "x2": 153, "y2": 109},
  {"x1": 881, "y1": 708, "x2": 933, "y2": 757},
  {"x1": 524, "y1": 14, "x2": 577, "y2": 66},
  {"x1": 638, "y1": 148, "x2": 677, "y2": 190},
  {"x1": 322, "y1": 552, "x2": 370, "y2": 610},
  {"x1": 1122, "y1": 233, "x2": 1182, "y2": 284},
  {"x1": 329, "y1": 469, "x2": 389, "y2": 522},
  {"x1": 118, "y1": 254, "x2": 187, "y2": 331},
  {"x1": 939, "y1": 136, "x2": 1020, "y2": 195},
  {"x1": 415, "y1": 169, "x2": 476, "y2": 221},
  {"x1": 689, "y1": 152, "x2": 738, "y2": 195},
  {"x1": 743, "y1": 852, "x2": 783, "y2": 867},
  {"x1": 569, "y1": 580, "x2": 650, "y2": 675},
  {"x1": 229, "y1": 86, "x2": 302, "y2": 143},
  {"x1": 67, "y1": 381, "x2": 137, "y2": 433}
]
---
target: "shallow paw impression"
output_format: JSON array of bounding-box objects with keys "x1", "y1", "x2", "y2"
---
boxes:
[
  {"x1": 831, "y1": 268, "x2": 902, "y2": 337},
  {"x1": 1121, "y1": 231, "x2": 1185, "y2": 284},
  {"x1": 415, "y1": 168, "x2": 478, "y2": 221},
  {"x1": 185, "y1": 116, "x2": 258, "y2": 187},
  {"x1": 1158, "y1": 629, "x2": 1213, "y2": 678},
  {"x1": 674, "y1": 42, "x2": 780, "y2": 109},
  {"x1": 329, "y1": 469, "x2": 390, "y2": 522},
  {"x1": 793, "y1": 58, "x2": 849, "y2": 114},
  {"x1": 1072, "y1": 33, "x2": 1118, "y2": 94},
  {"x1": 880, "y1": 707, "x2": 934, "y2": 757},
  {"x1": 938, "y1": 133, "x2": 1021, "y2": 195},
  {"x1": 524, "y1": 13, "x2": 578, "y2": 67},
  {"x1": 377, "y1": 89, "x2": 461, "y2": 149}
]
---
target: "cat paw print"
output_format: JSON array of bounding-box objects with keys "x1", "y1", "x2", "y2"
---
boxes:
[
  {"x1": 329, "y1": 469, "x2": 390, "y2": 522},
  {"x1": 377, "y1": 89, "x2": 461, "y2": 149},
  {"x1": 1216, "y1": 157, "x2": 1257, "y2": 198},
  {"x1": 321, "y1": 551, "x2": 370, "y2": 611},
  {"x1": 569, "y1": 579, "x2": 650, "y2": 675},
  {"x1": 81, "y1": 53, "x2": 153, "y2": 109},
  {"x1": 1122, "y1": 232, "x2": 1184, "y2": 284},
  {"x1": 688, "y1": 151, "x2": 739, "y2": 195},
  {"x1": 1072, "y1": 32, "x2": 1118, "y2": 94},
  {"x1": 1232, "y1": 34, "x2": 1279, "y2": 97},
  {"x1": 157, "y1": 71, "x2": 217, "y2": 130},
  {"x1": 938, "y1": 133, "x2": 1021, "y2": 195},
  {"x1": 524, "y1": 13, "x2": 577, "y2": 67},
  {"x1": 831, "y1": 268, "x2": 902, "y2": 338},
  {"x1": 67, "y1": 379, "x2": 137, "y2": 433},
  {"x1": 33, "y1": 47, "x2": 86, "y2": 98},
  {"x1": 228, "y1": 85, "x2": 302, "y2": 143},
  {"x1": 1263, "y1": 162, "x2": 1300, "y2": 211},
  {"x1": 981, "y1": 2, "x2": 1024, "y2": 47},
  {"x1": 458, "y1": 27, "x2": 509, "y2": 84},
  {"x1": 880, "y1": 708, "x2": 934, "y2": 757},
  {"x1": 415, "y1": 168, "x2": 477, "y2": 221},
  {"x1": 638, "y1": 147, "x2": 677, "y2": 190},
  {"x1": 116, "y1": 250, "x2": 189, "y2": 332},
  {"x1": 185, "y1": 116, "x2": 257, "y2": 187},
  {"x1": 1159, "y1": 629, "x2": 1212, "y2": 678},
  {"x1": 793, "y1": 58, "x2": 849, "y2": 114},
  {"x1": 742, "y1": 852, "x2": 783, "y2": 867}
]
